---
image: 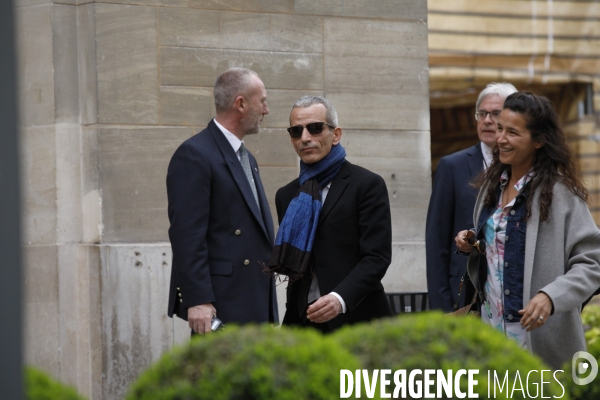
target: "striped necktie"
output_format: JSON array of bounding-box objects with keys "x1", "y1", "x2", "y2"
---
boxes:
[{"x1": 238, "y1": 143, "x2": 260, "y2": 210}]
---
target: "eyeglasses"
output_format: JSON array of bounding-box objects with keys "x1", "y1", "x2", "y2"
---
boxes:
[
  {"x1": 475, "y1": 110, "x2": 502, "y2": 122},
  {"x1": 287, "y1": 122, "x2": 336, "y2": 138}
]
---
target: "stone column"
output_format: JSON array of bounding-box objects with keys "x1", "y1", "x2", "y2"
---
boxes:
[{"x1": 17, "y1": 2, "x2": 103, "y2": 398}]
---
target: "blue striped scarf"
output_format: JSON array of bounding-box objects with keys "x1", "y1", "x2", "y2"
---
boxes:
[{"x1": 268, "y1": 143, "x2": 346, "y2": 279}]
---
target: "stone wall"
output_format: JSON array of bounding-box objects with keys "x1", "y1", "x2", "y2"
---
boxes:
[{"x1": 16, "y1": 1, "x2": 430, "y2": 399}]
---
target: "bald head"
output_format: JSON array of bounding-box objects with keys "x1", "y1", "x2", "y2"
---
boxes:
[{"x1": 214, "y1": 68, "x2": 260, "y2": 114}]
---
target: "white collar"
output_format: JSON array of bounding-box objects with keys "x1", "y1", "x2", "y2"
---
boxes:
[
  {"x1": 214, "y1": 118, "x2": 243, "y2": 154},
  {"x1": 481, "y1": 142, "x2": 493, "y2": 169}
]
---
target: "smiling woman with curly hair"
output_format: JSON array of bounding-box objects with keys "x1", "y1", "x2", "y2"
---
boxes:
[{"x1": 455, "y1": 91, "x2": 600, "y2": 369}]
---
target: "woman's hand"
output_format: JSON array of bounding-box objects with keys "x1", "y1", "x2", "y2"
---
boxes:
[
  {"x1": 455, "y1": 230, "x2": 473, "y2": 253},
  {"x1": 519, "y1": 292, "x2": 553, "y2": 332}
]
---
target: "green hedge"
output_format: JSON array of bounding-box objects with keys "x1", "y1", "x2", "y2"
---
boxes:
[
  {"x1": 565, "y1": 304, "x2": 600, "y2": 399},
  {"x1": 333, "y1": 312, "x2": 566, "y2": 399},
  {"x1": 26, "y1": 366, "x2": 86, "y2": 400},
  {"x1": 126, "y1": 324, "x2": 359, "y2": 400},
  {"x1": 128, "y1": 313, "x2": 574, "y2": 399}
]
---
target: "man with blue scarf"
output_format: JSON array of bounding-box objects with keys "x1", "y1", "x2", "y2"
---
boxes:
[{"x1": 268, "y1": 96, "x2": 393, "y2": 332}]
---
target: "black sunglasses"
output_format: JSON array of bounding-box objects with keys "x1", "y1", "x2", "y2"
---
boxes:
[{"x1": 287, "y1": 122, "x2": 336, "y2": 138}]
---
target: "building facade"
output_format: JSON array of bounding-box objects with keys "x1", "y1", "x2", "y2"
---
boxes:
[{"x1": 428, "y1": 0, "x2": 600, "y2": 223}]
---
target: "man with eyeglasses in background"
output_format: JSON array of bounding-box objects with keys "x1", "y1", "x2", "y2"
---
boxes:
[
  {"x1": 426, "y1": 82, "x2": 517, "y2": 312},
  {"x1": 267, "y1": 96, "x2": 393, "y2": 332}
]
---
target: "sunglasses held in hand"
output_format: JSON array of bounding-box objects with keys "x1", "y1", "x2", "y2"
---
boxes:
[
  {"x1": 464, "y1": 230, "x2": 486, "y2": 254},
  {"x1": 287, "y1": 122, "x2": 336, "y2": 138}
]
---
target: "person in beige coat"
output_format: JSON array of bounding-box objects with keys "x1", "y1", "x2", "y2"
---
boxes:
[{"x1": 456, "y1": 92, "x2": 600, "y2": 370}]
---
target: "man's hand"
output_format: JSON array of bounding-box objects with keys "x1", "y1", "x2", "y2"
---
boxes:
[
  {"x1": 519, "y1": 292, "x2": 553, "y2": 332},
  {"x1": 188, "y1": 303, "x2": 216, "y2": 334},
  {"x1": 307, "y1": 294, "x2": 342, "y2": 323}
]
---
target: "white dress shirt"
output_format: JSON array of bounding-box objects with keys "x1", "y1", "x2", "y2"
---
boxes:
[
  {"x1": 214, "y1": 118, "x2": 243, "y2": 160},
  {"x1": 481, "y1": 141, "x2": 493, "y2": 170}
]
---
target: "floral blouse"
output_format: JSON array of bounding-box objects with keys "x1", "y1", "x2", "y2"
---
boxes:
[{"x1": 481, "y1": 169, "x2": 534, "y2": 348}]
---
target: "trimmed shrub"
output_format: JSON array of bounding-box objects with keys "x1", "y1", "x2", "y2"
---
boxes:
[
  {"x1": 127, "y1": 324, "x2": 359, "y2": 400},
  {"x1": 582, "y1": 304, "x2": 600, "y2": 329},
  {"x1": 565, "y1": 304, "x2": 600, "y2": 399},
  {"x1": 26, "y1": 366, "x2": 86, "y2": 400},
  {"x1": 333, "y1": 312, "x2": 567, "y2": 399}
]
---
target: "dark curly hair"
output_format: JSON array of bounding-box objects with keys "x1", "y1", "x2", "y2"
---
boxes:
[{"x1": 476, "y1": 92, "x2": 588, "y2": 222}]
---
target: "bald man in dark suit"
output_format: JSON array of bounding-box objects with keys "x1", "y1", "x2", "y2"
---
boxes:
[{"x1": 167, "y1": 68, "x2": 278, "y2": 333}]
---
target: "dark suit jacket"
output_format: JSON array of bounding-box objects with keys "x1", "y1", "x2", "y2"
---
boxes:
[
  {"x1": 166, "y1": 120, "x2": 278, "y2": 324},
  {"x1": 276, "y1": 161, "x2": 392, "y2": 331},
  {"x1": 426, "y1": 143, "x2": 484, "y2": 312}
]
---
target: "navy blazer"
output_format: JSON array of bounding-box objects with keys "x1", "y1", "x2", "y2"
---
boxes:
[
  {"x1": 166, "y1": 120, "x2": 278, "y2": 324},
  {"x1": 276, "y1": 161, "x2": 392, "y2": 331},
  {"x1": 426, "y1": 143, "x2": 484, "y2": 312}
]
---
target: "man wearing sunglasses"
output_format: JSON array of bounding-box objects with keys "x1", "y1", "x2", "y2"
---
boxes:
[
  {"x1": 268, "y1": 96, "x2": 392, "y2": 332},
  {"x1": 426, "y1": 82, "x2": 517, "y2": 312},
  {"x1": 166, "y1": 68, "x2": 278, "y2": 334}
]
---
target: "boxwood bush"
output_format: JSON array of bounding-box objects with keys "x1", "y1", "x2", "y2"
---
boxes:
[
  {"x1": 26, "y1": 366, "x2": 86, "y2": 400},
  {"x1": 565, "y1": 304, "x2": 600, "y2": 399},
  {"x1": 333, "y1": 312, "x2": 567, "y2": 399},
  {"x1": 126, "y1": 324, "x2": 359, "y2": 400},
  {"x1": 127, "y1": 313, "x2": 573, "y2": 399}
]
